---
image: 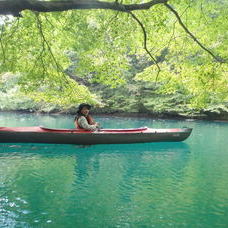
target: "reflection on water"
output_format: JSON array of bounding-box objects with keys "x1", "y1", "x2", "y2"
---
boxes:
[
  {"x1": 0, "y1": 143, "x2": 191, "y2": 227},
  {"x1": 0, "y1": 113, "x2": 228, "y2": 227},
  {"x1": 0, "y1": 142, "x2": 190, "y2": 182}
]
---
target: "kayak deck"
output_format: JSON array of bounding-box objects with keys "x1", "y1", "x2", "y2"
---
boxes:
[{"x1": 0, "y1": 126, "x2": 148, "y2": 133}]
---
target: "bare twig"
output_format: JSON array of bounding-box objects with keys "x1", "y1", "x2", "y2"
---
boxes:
[
  {"x1": 7, "y1": 17, "x2": 20, "y2": 39},
  {"x1": 152, "y1": 5, "x2": 189, "y2": 56},
  {"x1": 36, "y1": 14, "x2": 63, "y2": 72},
  {"x1": 129, "y1": 12, "x2": 161, "y2": 81},
  {"x1": 165, "y1": 3, "x2": 226, "y2": 63},
  {"x1": 29, "y1": 45, "x2": 46, "y2": 75},
  {"x1": 0, "y1": 18, "x2": 21, "y2": 66},
  {"x1": 0, "y1": 25, "x2": 6, "y2": 64},
  {"x1": 43, "y1": 14, "x2": 55, "y2": 29},
  {"x1": 106, "y1": 4, "x2": 121, "y2": 26},
  {"x1": 200, "y1": 2, "x2": 208, "y2": 25},
  {"x1": 35, "y1": 14, "x2": 81, "y2": 96}
]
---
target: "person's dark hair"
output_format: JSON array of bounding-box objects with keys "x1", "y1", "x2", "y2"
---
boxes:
[
  {"x1": 77, "y1": 103, "x2": 91, "y2": 114},
  {"x1": 75, "y1": 103, "x2": 92, "y2": 121}
]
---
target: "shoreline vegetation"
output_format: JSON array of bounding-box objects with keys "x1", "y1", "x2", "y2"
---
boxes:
[
  {"x1": 1, "y1": 73, "x2": 227, "y2": 121},
  {"x1": 1, "y1": 108, "x2": 228, "y2": 122}
]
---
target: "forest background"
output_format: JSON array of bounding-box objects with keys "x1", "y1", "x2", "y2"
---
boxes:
[{"x1": 0, "y1": 0, "x2": 227, "y2": 120}]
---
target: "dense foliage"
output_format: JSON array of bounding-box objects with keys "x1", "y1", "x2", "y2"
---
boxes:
[{"x1": 0, "y1": 0, "x2": 227, "y2": 116}]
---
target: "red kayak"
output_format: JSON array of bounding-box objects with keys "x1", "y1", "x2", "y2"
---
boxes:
[{"x1": 0, "y1": 126, "x2": 192, "y2": 145}]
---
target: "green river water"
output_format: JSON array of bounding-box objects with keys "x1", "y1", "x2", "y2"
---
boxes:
[{"x1": 0, "y1": 112, "x2": 227, "y2": 228}]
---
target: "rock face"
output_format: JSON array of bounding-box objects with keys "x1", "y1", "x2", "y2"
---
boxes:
[{"x1": 202, "y1": 105, "x2": 228, "y2": 120}]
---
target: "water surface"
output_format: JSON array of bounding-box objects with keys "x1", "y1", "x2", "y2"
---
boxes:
[{"x1": 0, "y1": 112, "x2": 227, "y2": 227}]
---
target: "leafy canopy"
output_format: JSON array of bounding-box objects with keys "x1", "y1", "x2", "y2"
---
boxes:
[{"x1": 0, "y1": 0, "x2": 227, "y2": 108}]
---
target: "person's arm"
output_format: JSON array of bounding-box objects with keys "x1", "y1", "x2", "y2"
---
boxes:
[
  {"x1": 78, "y1": 116, "x2": 97, "y2": 131},
  {"x1": 87, "y1": 115, "x2": 96, "y2": 125}
]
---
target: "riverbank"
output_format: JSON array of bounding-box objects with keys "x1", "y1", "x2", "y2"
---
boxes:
[
  {"x1": 1, "y1": 108, "x2": 228, "y2": 122},
  {"x1": 94, "y1": 110, "x2": 228, "y2": 121}
]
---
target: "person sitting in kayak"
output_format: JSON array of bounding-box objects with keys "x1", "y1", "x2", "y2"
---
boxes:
[{"x1": 74, "y1": 103, "x2": 99, "y2": 131}]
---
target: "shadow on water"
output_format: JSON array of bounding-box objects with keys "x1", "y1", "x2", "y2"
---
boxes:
[{"x1": 0, "y1": 141, "x2": 190, "y2": 155}]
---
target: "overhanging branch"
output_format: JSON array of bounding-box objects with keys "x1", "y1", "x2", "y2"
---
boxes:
[
  {"x1": 0, "y1": 25, "x2": 6, "y2": 64},
  {"x1": 129, "y1": 12, "x2": 161, "y2": 81},
  {"x1": 165, "y1": 3, "x2": 226, "y2": 63},
  {"x1": 0, "y1": 0, "x2": 168, "y2": 16}
]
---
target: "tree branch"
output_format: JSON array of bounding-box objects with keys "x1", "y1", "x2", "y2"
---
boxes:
[
  {"x1": 165, "y1": 3, "x2": 226, "y2": 63},
  {"x1": 0, "y1": 25, "x2": 6, "y2": 64},
  {"x1": 35, "y1": 14, "x2": 63, "y2": 72},
  {"x1": 35, "y1": 14, "x2": 78, "y2": 91},
  {"x1": 129, "y1": 12, "x2": 161, "y2": 81},
  {"x1": 0, "y1": 0, "x2": 168, "y2": 16}
]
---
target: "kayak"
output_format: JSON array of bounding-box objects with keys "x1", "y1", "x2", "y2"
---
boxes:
[{"x1": 0, "y1": 126, "x2": 192, "y2": 145}]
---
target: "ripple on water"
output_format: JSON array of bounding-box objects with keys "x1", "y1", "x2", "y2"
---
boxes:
[{"x1": 0, "y1": 115, "x2": 228, "y2": 227}]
